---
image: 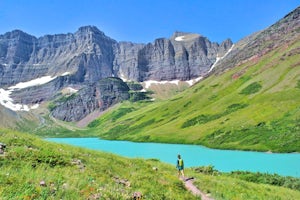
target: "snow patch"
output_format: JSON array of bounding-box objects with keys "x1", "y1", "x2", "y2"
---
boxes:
[
  {"x1": 143, "y1": 77, "x2": 204, "y2": 89},
  {"x1": 186, "y1": 77, "x2": 203, "y2": 86},
  {"x1": 65, "y1": 87, "x2": 78, "y2": 93},
  {"x1": 175, "y1": 36, "x2": 185, "y2": 41},
  {"x1": 0, "y1": 88, "x2": 12, "y2": 101},
  {"x1": 9, "y1": 76, "x2": 56, "y2": 90},
  {"x1": 0, "y1": 72, "x2": 72, "y2": 112},
  {"x1": 144, "y1": 80, "x2": 180, "y2": 89},
  {"x1": 208, "y1": 44, "x2": 235, "y2": 73},
  {"x1": 30, "y1": 104, "x2": 39, "y2": 109},
  {"x1": 174, "y1": 34, "x2": 200, "y2": 42},
  {"x1": 119, "y1": 72, "x2": 128, "y2": 82},
  {"x1": 0, "y1": 88, "x2": 31, "y2": 111},
  {"x1": 61, "y1": 71, "x2": 71, "y2": 76}
]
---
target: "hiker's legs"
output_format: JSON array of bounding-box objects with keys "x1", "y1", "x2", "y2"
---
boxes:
[{"x1": 181, "y1": 169, "x2": 185, "y2": 178}]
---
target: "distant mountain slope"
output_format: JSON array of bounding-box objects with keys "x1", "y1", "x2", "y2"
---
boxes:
[
  {"x1": 0, "y1": 25, "x2": 232, "y2": 125},
  {"x1": 213, "y1": 6, "x2": 300, "y2": 73},
  {"x1": 86, "y1": 6, "x2": 300, "y2": 152}
]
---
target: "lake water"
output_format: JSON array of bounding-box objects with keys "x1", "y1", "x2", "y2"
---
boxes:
[{"x1": 46, "y1": 138, "x2": 300, "y2": 177}]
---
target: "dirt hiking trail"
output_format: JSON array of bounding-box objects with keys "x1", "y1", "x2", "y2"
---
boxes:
[{"x1": 181, "y1": 177, "x2": 214, "y2": 200}]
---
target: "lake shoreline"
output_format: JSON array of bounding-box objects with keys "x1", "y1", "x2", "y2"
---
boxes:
[
  {"x1": 46, "y1": 137, "x2": 300, "y2": 178},
  {"x1": 44, "y1": 136, "x2": 300, "y2": 154}
]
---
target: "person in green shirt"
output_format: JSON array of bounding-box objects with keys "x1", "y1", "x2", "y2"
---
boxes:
[{"x1": 176, "y1": 154, "x2": 185, "y2": 178}]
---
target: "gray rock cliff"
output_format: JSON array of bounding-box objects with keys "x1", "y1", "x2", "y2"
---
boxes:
[
  {"x1": 0, "y1": 26, "x2": 117, "y2": 86},
  {"x1": 113, "y1": 32, "x2": 233, "y2": 81},
  {"x1": 51, "y1": 77, "x2": 129, "y2": 121},
  {"x1": 0, "y1": 26, "x2": 233, "y2": 121}
]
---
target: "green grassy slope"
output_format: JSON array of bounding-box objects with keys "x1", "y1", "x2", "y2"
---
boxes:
[
  {"x1": 87, "y1": 39, "x2": 300, "y2": 152},
  {"x1": 0, "y1": 129, "x2": 197, "y2": 199},
  {"x1": 1, "y1": 129, "x2": 300, "y2": 199}
]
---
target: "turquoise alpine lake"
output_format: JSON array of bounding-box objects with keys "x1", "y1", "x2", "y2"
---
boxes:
[{"x1": 46, "y1": 138, "x2": 300, "y2": 177}]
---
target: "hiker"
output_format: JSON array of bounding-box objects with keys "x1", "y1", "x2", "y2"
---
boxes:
[{"x1": 176, "y1": 154, "x2": 185, "y2": 178}]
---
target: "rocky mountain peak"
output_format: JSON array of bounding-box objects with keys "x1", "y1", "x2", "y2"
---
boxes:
[
  {"x1": 2, "y1": 29, "x2": 36, "y2": 40},
  {"x1": 170, "y1": 31, "x2": 202, "y2": 42},
  {"x1": 76, "y1": 25, "x2": 107, "y2": 38},
  {"x1": 0, "y1": 25, "x2": 233, "y2": 121}
]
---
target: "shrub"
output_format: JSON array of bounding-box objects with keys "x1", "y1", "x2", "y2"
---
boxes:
[
  {"x1": 129, "y1": 91, "x2": 152, "y2": 102},
  {"x1": 296, "y1": 80, "x2": 300, "y2": 89},
  {"x1": 127, "y1": 82, "x2": 143, "y2": 91},
  {"x1": 240, "y1": 82, "x2": 262, "y2": 95},
  {"x1": 111, "y1": 107, "x2": 135, "y2": 122},
  {"x1": 181, "y1": 114, "x2": 222, "y2": 128},
  {"x1": 182, "y1": 103, "x2": 248, "y2": 128},
  {"x1": 183, "y1": 101, "x2": 192, "y2": 108},
  {"x1": 225, "y1": 103, "x2": 248, "y2": 113},
  {"x1": 193, "y1": 165, "x2": 219, "y2": 175},
  {"x1": 230, "y1": 171, "x2": 300, "y2": 191},
  {"x1": 47, "y1": 102, "x2": 57, "y2": 111}
]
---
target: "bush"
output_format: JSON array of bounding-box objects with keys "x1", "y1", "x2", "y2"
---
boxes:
[
  {"x1": 111, "y1": 107, "x2": 135, "y2": 122},
  {"x1": 193, "y1": 165, "x2": 219, "y2": 175},
  {"x1": 181, "y1": 114, "x2": 222, "y2": 128},
  {"x1": 240, "y1": 82, "x2": 262, "y2": 95},
  {"x1": 129, "y1": 91, "x2": 153, "y2": 102},
  {"x1": 47, "y1": 102, "x2": 57, "y2": 111},
  {"x1": 230, "y1": 171, "x2": 300, "y2": 191},
  {"x1": 225, "y1": 103, "x2": 248, "y2": 113},
  {"x1": 181, "y1": 103, "x2": 248, "y2": 128},
  {"x1": 127, "y1": 82, "x2": 143, "y2": 91},
  {"x1": 296, "y1": 80, "x2": 300, "y2": 89}
]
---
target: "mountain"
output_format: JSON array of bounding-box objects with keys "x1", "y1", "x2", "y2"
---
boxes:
[
  {"x1": 84, "y1": 6, "x2": 300, "y2": 152},
  {"x1": 0, "y1": 26, "x2": 232, "y2": 123},
  {"x1": 213, "y1": 5, "x2": 300, "y2": 73}
]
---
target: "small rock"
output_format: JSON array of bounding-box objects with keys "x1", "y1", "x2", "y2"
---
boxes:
[
  {"x1": 152, "y1": 167, "x2": 158, "y2": 171},
  {"x1": 133, "y1": 191, "x2": 142, "y2": 200},
  {"x1": 88, "y1": 193, "x2": 101, "y2": 200},
  {"x1": 62, "y1": 183, "x2": 69, "y2": 190},
  {"x1": 71, "y1": 159, "x2": 82, "y2": 165},
  {"x1": 49, "y1": 182, "x2": 57, "y2": 194},
  {"x1": 0, "y1": 143, "x2": 6, "y2": 154},
  {"x1": 40, "y1": 180, "x2": 47, "y2": 187},
  {"x1": 113, "y1": 177, "x2": 131, "y2": 187}
]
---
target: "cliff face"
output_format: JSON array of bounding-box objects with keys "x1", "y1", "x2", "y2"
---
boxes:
[
  {"x1": 0, "y1": 26, "x2": 117, "y2": 86},
  {"x1": 0, "y1": 26, "x2": 233, "y2": 86},
  {"x1": 0, "y1": 26, "x2": 232, "y2": 122},
  {"x1": 113, "y1": 32, "x2": 233, "y2": 81},
  {"x1": 51, "y1": 77, "x2": 129, "y2": 122}
]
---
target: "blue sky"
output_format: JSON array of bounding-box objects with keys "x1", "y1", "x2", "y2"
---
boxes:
[{"x1": 0, "y1": 0, "x2": 299, "y2": 43}]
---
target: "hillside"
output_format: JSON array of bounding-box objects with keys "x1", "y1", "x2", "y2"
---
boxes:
[
  {"x1": 1, "y1": 129, "x2": 300, "y2": 199},
  {"x1": 0, "y1": 129, "x2": 197, "y2": 199},
  {"x1": 85, "y1": 7, "x2": 300, "y2": 153}
]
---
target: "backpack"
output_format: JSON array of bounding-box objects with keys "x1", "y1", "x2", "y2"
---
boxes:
[{"x1": 178, "y1": 159, "x2": 183, "y2": 167}]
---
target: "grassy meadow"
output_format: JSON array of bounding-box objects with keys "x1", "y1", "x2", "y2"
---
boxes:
[
  {"x1": 0, "y1": 129, "x2": 197, "y2": 199},
  {"x1": 1, "y1": 129, "x2": 300, "y2": 199}
]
